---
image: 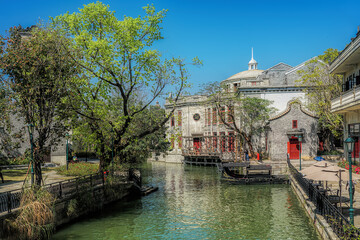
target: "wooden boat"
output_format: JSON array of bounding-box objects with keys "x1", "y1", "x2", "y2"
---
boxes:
[{"x1": 219, "y1": 162, "x2": 288, "y2": 184}]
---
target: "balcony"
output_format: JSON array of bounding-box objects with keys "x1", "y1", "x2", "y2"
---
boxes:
[
  {"x1": 342, "y1": 76, "x2": 360, "y2": 92},
  {"x1": 331, "y1": 83, "x2": 360, "y2": 113}
]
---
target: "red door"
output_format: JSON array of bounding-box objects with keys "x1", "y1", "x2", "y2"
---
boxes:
[
  {"x1": 193, "y1": 138, "x2": 201, "y2": 152},
  {"x1": 288, "y1": 137, "x2": 300, "y2": 159}
]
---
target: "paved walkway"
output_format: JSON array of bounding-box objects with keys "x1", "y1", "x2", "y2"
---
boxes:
[
  {"x1": 0, "y1": 170, "x2": 72, "y2": 193},
  {"x1": 291, "y1": 159, "x2": 360, "y2": 228},
  {"x1": 0, "y1": 160, "x2": 99, "y2": 193}
]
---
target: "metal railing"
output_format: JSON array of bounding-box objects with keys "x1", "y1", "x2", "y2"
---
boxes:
[
  {"x1": 0, "y1": 169, "x2": 138, "y2": 214},
  {"x1": 342, "y1": 76, "x2": 360, "y2": 93},
  {"x1": 287, "y1": 157, "x2": 360, "y2": 238},
  {"x1": 181, "y1": 135, "x2": 244, "y2": 162}
]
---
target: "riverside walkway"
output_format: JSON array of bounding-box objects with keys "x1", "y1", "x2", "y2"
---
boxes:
[
  {"x1": 0, "y1": 170, "x2": 71, "y2": 193},
  {"x1": 0, "y1": 158, "x2": 100, "y2": 193},
  {"x1": 291, "y1": 159, "x2": 360, "y2": 228}
]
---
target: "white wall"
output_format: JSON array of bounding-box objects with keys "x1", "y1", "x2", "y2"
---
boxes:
[{"x1": 261, "y1": 92, "x2": 306, "y2": 114}]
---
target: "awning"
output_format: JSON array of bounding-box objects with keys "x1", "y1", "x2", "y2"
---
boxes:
[{"x1": 286, "y1": 130, "x2": 304, "y2": 138}]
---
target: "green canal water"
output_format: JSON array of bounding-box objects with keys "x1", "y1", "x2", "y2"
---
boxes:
[{"x1": 52, "y1": 162, "x2": 320, "y2": 240}]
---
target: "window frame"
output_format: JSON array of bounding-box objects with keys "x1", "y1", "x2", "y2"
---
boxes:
[{"x1": 292, "y1": 120, "x2": 298, "y2": 129}]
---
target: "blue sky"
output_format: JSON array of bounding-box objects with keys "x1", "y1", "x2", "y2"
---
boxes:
[{"x1": 0, "y1": 0, "x2": 359, "y2": 94}]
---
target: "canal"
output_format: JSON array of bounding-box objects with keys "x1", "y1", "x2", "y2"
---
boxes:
[{"x1": 52, "y1": 162, "x2": 320, "y2": 240}]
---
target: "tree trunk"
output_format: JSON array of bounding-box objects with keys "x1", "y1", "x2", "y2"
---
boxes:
[
  {"x1": 34, "y1": 161, "x2": 42, "y2": 186},
  {"x1": 322, "y1": 129, "x2": 336, "y2": 152},
  {"x1": 98, "y1": 140, "x2": 108, "y2": 172},
  {"x1": 242, "y1": 134, "x2": 255, "y2": 159},
  {"x1": 247, "y1": 141, "x2": 255, "y2": 159}
]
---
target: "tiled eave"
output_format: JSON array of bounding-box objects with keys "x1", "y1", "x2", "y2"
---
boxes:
[
  {"x1": 237, "y1": 86, "x2": 305, "y2": 93},
  {"x1": 268, "y1": 100, "x2": 318, "y2": 121},
  {"x1": 330, "y1": 33, "x2": 360, "y2": 74}
]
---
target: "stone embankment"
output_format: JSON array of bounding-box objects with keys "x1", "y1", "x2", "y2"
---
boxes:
[
  {"x1": 289, "y1": 174, "x2": 339, "y2": 240},
  {"x1": 0, "y1": 170, "x2": 141, "y2": 239}
]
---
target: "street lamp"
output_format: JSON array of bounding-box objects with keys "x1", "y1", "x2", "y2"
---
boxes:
[
  {"x1": 27, "y1": 124, "x2": 34, "y2": 185},
  {"x1": 298, "y1": 135, "x2": 303, "y2": 171},
  {"x1": 66, "y1": 133, "x2": 69, "y2": 171},
  {"x1": 344, "y1": 137, "x2": 355, "y2": 225}
]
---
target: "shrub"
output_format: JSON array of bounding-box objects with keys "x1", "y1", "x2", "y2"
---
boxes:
[
  {"x1": 56, "y1": 162, "x2": 99, "y2": 176},
  {"x1": 317, "y1": 150, "x2": 342, "y2": 155},
  {"x1": 338, "y1": 160, "x2": 360, "y2": 174},
  {"x1": 0, "y1": 150, "x2": 31, "y2": 165},
  {"x1": 66, "y1": 199, "x2": 78, "y2": 217},
  {"x1": 72, "y1": 151, "x2": 97, "y2": 159},
  {"x1": 8, "y1": 187, "x2": 55, "y2": 240}
]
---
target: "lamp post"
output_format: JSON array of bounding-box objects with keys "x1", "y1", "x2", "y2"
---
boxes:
[
  {"x1": 27, "y1": 124, "x2": 34, "y2": 185},
  {"x1": 298, "y1": 135, "x2": 303, "y2": 171},
  {"x1": 66, "y1": 133, "x2": 69, "y2": 171},
  {"x1": 344, "y1": 137, "x2": 355, "y2": 225}
]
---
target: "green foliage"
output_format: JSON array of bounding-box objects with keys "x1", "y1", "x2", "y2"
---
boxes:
[
  {"x1": 66, "y1": 199, "x2": 78, "y2": 218},
  {"x1": 9, "y1": 155, "x2": 31, "y2": 165},
  {"x1": 0, "y1": 25, "x2": 78, "y2": 185},
  {"x1": 52, "y1": 2, "x2": 195, "y2": 168},
  {"x1": 297, "y1": 48, "x2": 343, "y2": 150},
  {"x1": 317, "y1": 150, "x2": 342, "y2": 155},
  {"x1": 201, "y1": 80, "x2": 276, "y2": 155},
  {"x1": 237, "y1": 96, "x2": 276, "y2": 137},
  {"x1": 319, "y1": 48, "x2": 340, "y2": 64},
  {"x1": 0, "y1": 149, "x2": 31, "y2": 165},
  {"x1": 70, "y1": 151, "x2": 97, "y2": 159},
  {"x1": 8, "y1": 187, "x2": 55, "y2": 240},
  {"x1": 119, "y1": 105, "x2": 170, "y2": 163},
  {"x1": 341, "y1": 223, "x2": 360, "y2": 239},
  {"x1": 72, "y1": 184, "x2": 96, "y2": 214},
  {"x1": 56, "y1": 162, "x2": 99, "y2": 176}
]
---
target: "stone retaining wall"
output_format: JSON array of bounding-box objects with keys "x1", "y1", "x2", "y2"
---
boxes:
[
  {"x1": 289, "y1": 174, "x2": 339, "y2": 240},
  {"x1": 0, "y1": 181, "x2": 137, "y2": 239}
]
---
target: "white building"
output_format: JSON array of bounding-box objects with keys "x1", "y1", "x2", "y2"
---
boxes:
[
  {"x1": 331, "y1": 30, "x2": 360, "y2": 159},
  {"x1": 163, "y1": 51, "x2": 317, "y2": 163}
]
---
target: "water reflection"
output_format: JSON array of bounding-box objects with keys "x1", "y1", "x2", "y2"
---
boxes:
[{"x1": 52, "y1": 162, "x2": 319, "y2": 240}]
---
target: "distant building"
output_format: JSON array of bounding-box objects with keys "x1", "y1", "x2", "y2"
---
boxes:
[
  {"x1": 163, "y1": 50, "x2": 319, "y2": 163},
  {"x1": 330, "y1": 29, "x2": 360, "y2": 159},
  {"x1": 0, "y1": 114, "x2": 68, "y2": 165}
]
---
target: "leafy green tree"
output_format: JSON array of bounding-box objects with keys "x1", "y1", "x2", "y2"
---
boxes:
[
  {"x1": 200, "y1": 82, "x2": 276, "y2": 157},
  {"x1": 297, "y1": 48, "x2": 343, "y2": 151},
  {"x1": 53, "y1": 2, "x2": 197, "y2": 169},
  {"x1": 119, "y1": 104, "x2": 170, "y2": 164},
  {"x1": 0, "y1": 26, "x2": 78, "y2": 185}
]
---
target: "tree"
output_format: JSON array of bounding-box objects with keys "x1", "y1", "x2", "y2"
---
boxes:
[
  {"x1": 53, "y1": 2, "x2": 197, "y2": 169},
  {"x1": 119, "y1": 104, "x2": 170, "y2": 164},
  {"x1": 297, "y1": 48, "x2": 343, "y2": 151},
  {"x1": 200, "y1": 82, "x2": 276, "y2": 157},
  {"x1": 0, "y1": 26, "x2": 78, "y2": 185}
]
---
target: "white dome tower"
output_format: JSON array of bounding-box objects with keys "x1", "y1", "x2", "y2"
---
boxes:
[{"x1": 248, "y1": 48, "x2": 258, "y2": 70}]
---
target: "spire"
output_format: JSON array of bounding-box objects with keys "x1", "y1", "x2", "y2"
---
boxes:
[{"x1": 248, "y1": 47, "x2": 258, "y2": 70}]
